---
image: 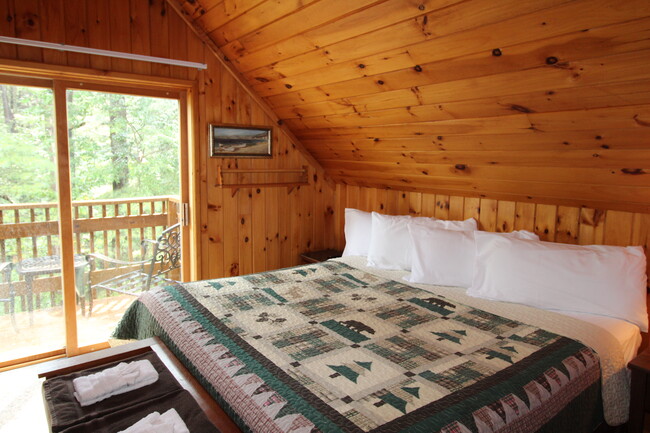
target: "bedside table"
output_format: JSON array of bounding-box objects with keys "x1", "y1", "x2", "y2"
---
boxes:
[
  {"x1": 300, "y1": 249, "x2": 343, "y2": 264},
  {"x1": 629, "y1": 349, "x2": 650, "y2": 433}
]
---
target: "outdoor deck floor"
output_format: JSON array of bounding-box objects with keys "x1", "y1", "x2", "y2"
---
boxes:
[{"x1": 0, "y1": 294, "x2": 135, "y2": 364}]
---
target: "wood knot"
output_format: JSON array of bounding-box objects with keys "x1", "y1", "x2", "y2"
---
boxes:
[
  {"x1": 508, "y1": 104, "x2": 534, "y2": 113},
  {"x1": 377, "y1": 80, "x2": 384, "y2": 85},
  {"x1": 546, "y1": 56, "x2": 558, "y2": 65},
  {"x1": 358, "y1": 64, "x2": 365, "y2": 69},
  {"x1": 255, "y1": 77, "x2": 269, "y2": 83},
  {"x1": 455, "y1": 164, "x2": 466, "y2": 170},
  {"x1": 285, "y1": 83, "x2": 293, "y2": 89},
  {"x1": 413, "y1": 65, "x2": 423, "y2": 72},
  {"x1": 621, "y1": 168, "x2": 645, "y2": 175},
  {"x1": 492, "y1": 48, "x2": 502, "y2": 57},
  {"x1": 601, "y1": 144, "x2": 610, "y2": 149},
  {"x1": 418, "y1": 4, "x2": 425, "y2": 10},
  {"x1": 277, "y1": 119, "x2": 283, "y2": 125}
]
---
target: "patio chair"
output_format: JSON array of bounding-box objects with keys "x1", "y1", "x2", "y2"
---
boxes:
[
  {"x1": 0, "y1": 261, "x2": 17, "y2": 331},
  {"x1": 86, "y1": 224, "x2": 181, "y2": 312}
]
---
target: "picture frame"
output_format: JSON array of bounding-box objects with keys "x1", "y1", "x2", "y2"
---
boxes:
[{"x1": 209, "y1": 124, "x2": 272, "y2": 158}]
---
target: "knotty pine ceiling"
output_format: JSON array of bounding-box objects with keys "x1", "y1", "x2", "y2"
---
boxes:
[{"x1": 176, "y1": 0, "x2": 650, "y2": 212}]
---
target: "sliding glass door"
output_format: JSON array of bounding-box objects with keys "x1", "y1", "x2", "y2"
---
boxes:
[
  {"x1": 66, "y1": 88, "x2": 181, "y2": 348},
  {"x1": 0, "y1": 82, "x2": 67, "y2": 365},
  {"x1": 0, "y1": 77, "x2": 188, "y2": 366}
]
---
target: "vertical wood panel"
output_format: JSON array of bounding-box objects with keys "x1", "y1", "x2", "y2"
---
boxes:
[
  {"x1": 130, "y1": 0, "x2": 152, "y2": 75},
  {"x1": 434, "y1": 195, "x2": 450, "y2": 220},
  {"x1": 514, "y1": 202, "x2": 536, "y2": 232},
  {"x1": 604, "y1": 210, "x2": 634, "y2": 246},
  {"x1": 463, "y1": 197, "x2": 481, "y2": 222},
  {"x1": 14, "y1": 0, "x2": 42, "y2": 62},
  {"x1": 448, "y1": 196, "x2": 464, "y2": 220},
  {"x1": 496, "y1": 201, "x2": 516, "y2": 233},
  {"x1": 555, "y1": 206, "x2": 580, "y2": 244},
  {"x1": 238, "y1": 188, "x2": 253, "y2": 275},
  {"x1": 478, "y1": 199, "x2": 497, "y2": 231},
  {"x1": 86, "y1": 0, "x2": 111, "y2": 70},
  {"x1": 39, "y1": 0, "x2": 66, "y2": 65},
  {"x1": 534, "y1": 204, "x2": 557, "y2": 241},
  {"x1": 408, "y1": 192, "x2": 421, "y2": 216},
  {"x1": 421, "y1": 193, "x2": 436, "y2": 217}
]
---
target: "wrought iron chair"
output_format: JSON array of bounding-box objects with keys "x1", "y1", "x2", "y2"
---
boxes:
[
  {"x1": 86, "y1": 224, "x2": 181, "y2": 313},
  {"x1": 0, "y1": 261, "x2": 17, "y2": 331}
]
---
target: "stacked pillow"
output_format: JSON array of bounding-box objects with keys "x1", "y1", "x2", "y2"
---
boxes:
[
  {"x1": 341, "y1": 207, "x2": 649, "y2": 331},
  {"x1": 406, "y1": 224, "x2": 538, "y2": 288}
]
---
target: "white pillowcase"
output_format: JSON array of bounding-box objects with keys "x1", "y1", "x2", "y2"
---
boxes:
[
  {"x1": 407, "y1": 226, "x2": 539, "y2": 288},
  {"x1": 342, "y1": 208, "x2": 373, "y2": 257},
  {"x1": 468, "y1": 232, "x2": 648, "y2": 331},
  {"x1": 367, "y1": 212, "x2": 477, "y2": 271}
]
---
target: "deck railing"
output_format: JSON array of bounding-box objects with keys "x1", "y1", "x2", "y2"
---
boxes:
[{"x1": 0, "y1": 196, "x2": 180, "y2": 313}]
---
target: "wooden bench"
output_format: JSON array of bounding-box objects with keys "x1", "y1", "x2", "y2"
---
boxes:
[{"x1": 37, "y1": 337, "x2": 241, "y2": 433}]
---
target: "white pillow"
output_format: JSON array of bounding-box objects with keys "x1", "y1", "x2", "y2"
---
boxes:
[
  {"x1": 367, "y1": 212, "x2": 477, "y2": 271},
  {"x1": 407, "y1": 226, "x2": 539, "y2": 288},
  {"x1": 468, "y1": 232, "x2": 648, "y2": 331},
  {"x1": 342, "y1": 208, "x2": 372, "y2": 256}
]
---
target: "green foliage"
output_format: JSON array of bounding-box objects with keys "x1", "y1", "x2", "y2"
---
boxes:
[{"x1": 0, "y1": 84, "x2": 180, "y2": 204}]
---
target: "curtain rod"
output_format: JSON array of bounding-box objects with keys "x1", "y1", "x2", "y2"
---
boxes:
[{"x1": 0, "y1": 36, "x2": 207, "y2": 70}]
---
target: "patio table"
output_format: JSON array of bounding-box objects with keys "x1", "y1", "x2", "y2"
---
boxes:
[{"x1": 15, "y1": 255, "x2": 90, "y2": 324}]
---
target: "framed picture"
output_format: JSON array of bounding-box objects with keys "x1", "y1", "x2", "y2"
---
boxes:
[{"x1": 209, "y1": 124, "x2": 272, "y2": 158}]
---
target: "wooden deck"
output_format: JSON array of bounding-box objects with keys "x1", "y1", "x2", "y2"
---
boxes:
[{"x1": 0, "y1": 294, "x2": 135, "y2": 364}]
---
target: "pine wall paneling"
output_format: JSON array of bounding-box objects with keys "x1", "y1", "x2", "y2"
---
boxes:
[{"x1": 0, "y1": 0, "x2": 337, "y2": 280}]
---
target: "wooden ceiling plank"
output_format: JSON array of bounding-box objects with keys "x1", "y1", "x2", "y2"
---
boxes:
[
  {"x1": 314, "y1": 147, "x2": 650, "y2": 168},
  {"x1": 330, "y1": 174, "x2": 650, "y2": 212},
  {"x1": 323, "y1": 160, "x2": 650, "y2": 187},
  {"x1": 178, "y1": 0, "x2": 217, "y2": 21},
  {"x1": 284, "y1": 83, "x2": 650, "y2": 129},
  {"x1": 276, "y1": 80, "x2": 650, "y2": 123},
  {"x1": 250, "y1": 0, "x2": 647, "y2": 91},
  {"x1": 318, "y1": 162, "x2": 650, "y2": 188},
  {"x1": 196, "y1": 0, "x2": 264, "y2": 34},
  {"x1": 218, "y1": 0, "x2": 384, "y2": 63},
  {"x1": 234, "y1": 0, "x2": 462, "y2": 74},
  {"x1": 307, "y1": 129, "x2": 650, "y2": 152},
  {"x1": 237, "y1": 0, "x2": 573, "y2": 74},
  {"x1": 255, "y1": 16, "x2": 650, "y2": 99},
  {"x1": 295, "y1": 105, "x2": 650, "y2": 139},
  {"x1": 278, "y1": 48, "x2": 650, "y2": 121},
  {"x1": 209, "y1": 0, "x2": 321, "y2": 47}
]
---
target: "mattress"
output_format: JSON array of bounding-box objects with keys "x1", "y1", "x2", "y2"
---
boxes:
[
  {"x1": 113, "y1": 257, "x2": 631, "y2": 432},
  {"x1": 558, "y1": 312, "x2": 641, "y2": 365}
]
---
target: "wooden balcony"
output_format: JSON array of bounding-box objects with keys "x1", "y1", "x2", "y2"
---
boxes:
[{"x1": 0, "y1": 195, "x2": 180, "y2": 317}]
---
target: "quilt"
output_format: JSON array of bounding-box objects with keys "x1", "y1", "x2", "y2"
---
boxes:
[{"x1": 114, "y1": 260, "x2": 605, "y2": 433}]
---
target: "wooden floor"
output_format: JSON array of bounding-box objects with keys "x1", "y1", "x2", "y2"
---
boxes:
[{"x1": 0, "y1": 294, "x2": 136, "y2": 364}]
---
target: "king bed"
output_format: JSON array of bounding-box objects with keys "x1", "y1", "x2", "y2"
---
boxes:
[{"x1": 113, "y1": 255, "x2": 640, "y2": 433}]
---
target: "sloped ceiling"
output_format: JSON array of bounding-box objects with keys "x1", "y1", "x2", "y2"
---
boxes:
[{"x1": 176, "y1": 0, "x2": 650, "y2": 212}]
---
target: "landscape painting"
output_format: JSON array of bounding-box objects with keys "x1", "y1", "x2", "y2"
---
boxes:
[{"x1": 209, "y1": 125, "x2": 272, "y2": 157}]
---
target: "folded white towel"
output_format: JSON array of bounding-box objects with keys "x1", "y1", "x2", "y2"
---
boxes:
[
  {"x1": 118, "y1": 408, "x2": 190, "y2": 433},
  {"x1": 72, "y1": 359, "x2": 159, "y2": 406}
]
